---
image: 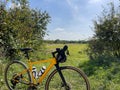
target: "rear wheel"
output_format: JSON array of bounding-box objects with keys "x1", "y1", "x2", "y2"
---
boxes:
[
  {"x1": 45, "y1": 66, "x2": 90, "y2": 90},
  {"x1": 5, "y1": 60, "x2": 31, "y2": 90}
]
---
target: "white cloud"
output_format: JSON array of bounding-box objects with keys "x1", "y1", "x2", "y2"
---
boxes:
[
  {"x1": 66, "y1": 0, "x2": 80, "y2": 16},
  {"x1": 66, "y1": 0, "x2": 79, "y2": 12},
  {"x1": 44, "y1": 27, "x2": 91, "y2": 40},
  {"x1": 54, "y1": 28, "x2": 65, "y2": 32}
]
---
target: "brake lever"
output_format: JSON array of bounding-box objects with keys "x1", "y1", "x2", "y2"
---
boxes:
[{"x1": 52, "y1": 48, "x2": 60, "y2": 58}]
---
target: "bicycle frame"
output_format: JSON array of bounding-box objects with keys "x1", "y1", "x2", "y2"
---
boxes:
[
  {"x1": 28, "y1": 58, "x2": 57, "y2": 85},
  {"x1": 10, "y1": 46, "x2": 68, "y2": 87},
  {"x1": 15, "y1": 58, "x2": 57, "y2": 85}
]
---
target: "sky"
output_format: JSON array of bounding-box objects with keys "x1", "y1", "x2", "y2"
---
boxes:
[{"x1": 7, "y1": 0, "x2": 119, "y2": 40}]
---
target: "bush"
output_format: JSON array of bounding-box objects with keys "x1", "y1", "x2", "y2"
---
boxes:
[
  {"x1": 88, "y1": 2, "x2": 120, "y2": 59},
  {"x1": 0, "y1": 0, "x2": 50, "y2": 60}
]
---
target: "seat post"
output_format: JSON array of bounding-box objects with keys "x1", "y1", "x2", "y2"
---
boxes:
[
  {"x1": 20, "y1": 48, "x2": 32, "y2": 60},
  {"x1": 24, "y1": 51, "x2": 29, "y2": 60}
]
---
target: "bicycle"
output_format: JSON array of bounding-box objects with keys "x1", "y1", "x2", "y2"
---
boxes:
[{"x1": 4, "y1": 45, "x2": 90, "y2": 90}]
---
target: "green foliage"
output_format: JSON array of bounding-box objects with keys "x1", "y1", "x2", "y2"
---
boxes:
[
  {"x1": 88, "y1": 2, "x2": 120, "y2": 59},
  {"x1": 79, "y1": 55, "x2": 120, "y2": 90},
  {"x1": 0, "y1": 0, "x2": 50, "y2": 59},
  {"x1": 86, "y1": 3, "x2": 120, "y2": 89}
]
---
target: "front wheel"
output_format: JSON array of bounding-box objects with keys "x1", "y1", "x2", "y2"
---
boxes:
[{"x1": 45, "y1": 66, "x2": 90, "y2": 90}]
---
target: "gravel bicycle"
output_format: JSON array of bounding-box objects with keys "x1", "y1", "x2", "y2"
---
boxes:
[{"x1": 4, "y1": 45, "x2": 90, "y2": 90}]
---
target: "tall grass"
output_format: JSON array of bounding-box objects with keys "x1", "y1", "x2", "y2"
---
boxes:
[{"x1": 0, "y1": 60, "x2": 8, "y2": 89}]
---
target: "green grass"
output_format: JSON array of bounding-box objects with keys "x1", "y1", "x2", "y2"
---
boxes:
[
  {"x1": 45, "y1": 44, "x2": 89, "y2": 66},
  {"x1": 44, "y1": 44, "x2": 120, "y2": 90},
  {"x1": 1, "y1": 43, "x2": 120, "y2": 90},
  {"x1": 0, "y1": 61, "x2": 8, "y2": 90}
]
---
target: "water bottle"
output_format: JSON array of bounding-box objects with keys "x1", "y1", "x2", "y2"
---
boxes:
[
  {"x1": 38, "y1": 66, "x2": 46, "y2": 77},
  {"x1": 32, "y1": 66, "x2": 38, "y2": 78}
]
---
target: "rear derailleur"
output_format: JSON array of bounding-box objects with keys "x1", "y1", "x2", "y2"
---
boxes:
[{"x1": 11, "y1": 74, "x2": 23, "y2": 89}]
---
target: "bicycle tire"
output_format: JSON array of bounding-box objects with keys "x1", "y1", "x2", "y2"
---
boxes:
[
  {"x1": 4, "y1": 60, "x2": 31, "y2": 90},
  {"x1": 45, "y1": 66, "x2": 90, "y2": 90}
]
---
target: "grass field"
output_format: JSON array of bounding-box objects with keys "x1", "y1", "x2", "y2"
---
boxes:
[
  {"x1": 1, "y1": 43, "x2": 120, "y2": 90},
  {"x1": 45, "y1": 44, "x2": 89, "y2": 66}
]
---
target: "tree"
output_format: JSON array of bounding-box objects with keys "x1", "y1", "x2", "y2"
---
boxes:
[
  {"x1": 88, "y1": 2, "x2": 120, "y2": 59},
  {"x1": 0, "y1": 0, "x2": 50, "y2": 59}
]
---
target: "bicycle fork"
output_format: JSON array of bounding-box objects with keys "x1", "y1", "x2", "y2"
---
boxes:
[{"x1": 55, "y1": 64, "x2": 70, "y2": 90}]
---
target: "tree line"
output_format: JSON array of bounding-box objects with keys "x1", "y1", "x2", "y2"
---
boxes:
[{"x1": 44, "y1": 39, "x2": 88, "y2": 44}]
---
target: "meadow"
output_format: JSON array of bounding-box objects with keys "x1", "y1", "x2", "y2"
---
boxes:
[
  {"x1": 46, "y1": 44, "x2": 120, "y2": 90},
  {"x1": 1, "y1": 43, "x2": 120, "y2": 90}
]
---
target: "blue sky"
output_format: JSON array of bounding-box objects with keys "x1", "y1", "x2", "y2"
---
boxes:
[{"x1": 7, "y1": 0, "x2": 119, "y2": 40}]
